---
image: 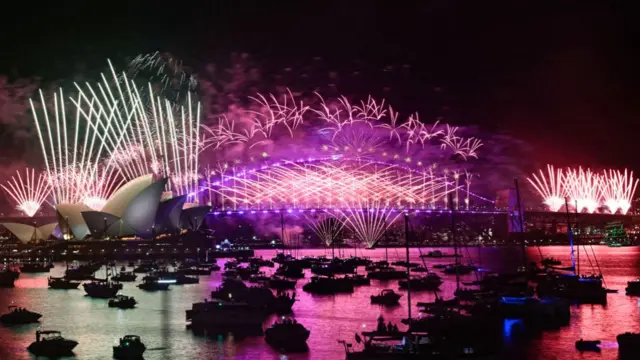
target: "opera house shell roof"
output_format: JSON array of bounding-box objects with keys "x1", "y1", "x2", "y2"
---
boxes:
[{"x1": 2, "y1": 174, "x2": 211, "y2": 242}]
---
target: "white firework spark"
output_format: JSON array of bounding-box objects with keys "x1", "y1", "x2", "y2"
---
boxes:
[{"x1": 1, "y1": 168, "x2": 52, "y2": 217}]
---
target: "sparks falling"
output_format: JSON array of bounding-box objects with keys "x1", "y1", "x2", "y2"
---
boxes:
[
  {"x1": 0, "y1": 168, "x2": 52, "y2": 217},
  {"x1": 528, "y1": 165, "x2": 638, "y2": 214}
]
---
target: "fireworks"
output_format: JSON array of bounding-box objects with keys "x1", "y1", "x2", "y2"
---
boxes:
[
  {"x1": 527, "y1": 165, "x2": 566, "y2": 212},
  {"x1": 207, "y1": 160, "x2": 453, "y2": 210},
  {"x1": 0, "y1": 168, "x2": 52, "y2": 217},
  {"x1": 202, "y1": 90, "x2": 483, "y2": 164},
  {"x1": 306, "y1": 214, "x2": 344, "y2": 247},
  {"x1": 334, "y1": 200, "x2": 404, "y2": 248},
  {"x1": 528, "y1": 165, "x2": 638, "y2": 214}
]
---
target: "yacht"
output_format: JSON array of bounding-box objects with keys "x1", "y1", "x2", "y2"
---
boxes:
[
  {"x1": 137, "y1": 276, "x2": 172, "y2": 291},
  {"x1": 109, "y1": 295, "x2": 137, "y2": 309},
  {"x1": 275, "y1": 265, "x2": 305, "y2": 279},
  {"x1": 20, "y1": 263, "x2": 51, "y2": 273},
  {"x1": 575, "y1": 339, "x2": 601, "y2": 352},
  {"x1": 113, "y1": 335, "x2": 146, "y2": 359},
  {"x1": 48, "y1": 276, "x2": 81, "y2": 289},
  {"x1": 370, "y1": 289, "x2": 402, "y2": 305},
  {"x1": 366, "y1": 267, "x2": 406, "y2": 280},
  {"x1": 540, "y1": 257, "x2": 562, "y2": 267},
  {"x1": 264, "y1": 318, "x2": 310, "y2": 352},
  {"x1": 0, "y1": 306, "x2": 42, "y2": 324},
  {"x1": 617, "y1": 332, "x2": 640, "y2": 360},
  {"x1": 112, "y1": 271, "x2": 137, "y2": 282},
  {"x1": 443, "y1": 263, "x2": 477, "y2": 275},
  {"x1": 302, "y1": 276, "x2": 354, "y2": 294},
  {"x1": 420, "y1": 250, "x2": 459, "y2": 258},
  {"x1": 28, "y1": 330, "x2": 78, "y2": 357},
  {"x1": 0, "y1": 270, "x2": 16, "y2": 287},
  {"x1": 268, "y1": 276, "x2": 297, "y2": 290},
  {"x1": 344, "y1": 274, "x2": 371, "y2": 286},
  {"x1": 83, "y1": 279, "x2": 122, "y2": 298},
  {"x1": 187, "y1": 300, "x2": 264, "y2": 334},
  {"x1": 399, "y1": 274, "x2": 443, "y2": 291},
  {"x1": 625, "y1": 279, "x2": 640, "y2": 295}
]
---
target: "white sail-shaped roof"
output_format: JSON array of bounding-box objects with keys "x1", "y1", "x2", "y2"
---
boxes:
[{"x1": 101, "y1": 174, "x2": 153, "y2": 218}]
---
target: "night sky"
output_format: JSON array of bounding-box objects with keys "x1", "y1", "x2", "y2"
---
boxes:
[{"x1": 1, "y1": 1, "x2": 639, "y2": 170}]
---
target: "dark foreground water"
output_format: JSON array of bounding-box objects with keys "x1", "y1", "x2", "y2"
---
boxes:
[{"x1": 0, "y1": 246, "x2": 639, "y2": 360}]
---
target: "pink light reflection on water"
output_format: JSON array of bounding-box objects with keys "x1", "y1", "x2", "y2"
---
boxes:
[{"x1": 0, "y1": 246, "x2": 637, "y2": 359}]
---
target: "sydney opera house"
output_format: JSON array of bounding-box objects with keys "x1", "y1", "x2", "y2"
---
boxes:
[{"x1": 1, "y1": 175, "x2": 210, "y2": 244}]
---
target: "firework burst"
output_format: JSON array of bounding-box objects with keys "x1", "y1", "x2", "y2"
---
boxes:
[{"x1": 1, "y1": 168, "x2": 52, "y2": 217}]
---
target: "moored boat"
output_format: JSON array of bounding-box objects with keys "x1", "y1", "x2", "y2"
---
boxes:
[
  {"x1": 28, "y1": 330, "x2": 78, "y2": 357},
  {"x1": 264, "y1": 318, "x2": 310, "y2": 353},
  {"x1": 113, "y1": 335, "x2": 146, "y2": 359},
  {"x1": 48, "y1": 276, "x2": 81, "y2": 289},
  {"x1": 0, "y1": 306, "x2": 42, "y2": 324},
  {"x1": 370, "y1": 289, "x2": 402, "y2": 305},
  {"x1": 109, "y1": 295, "x2": 137, "y2": 309},
  {"x1": 137, "y1": 276, "x2": 172, "y2": 291}
]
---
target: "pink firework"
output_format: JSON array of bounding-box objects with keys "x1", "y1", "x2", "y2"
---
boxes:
[
  {"x1": 527, "y1": 165, "x2": 566, "y2": 212},
  {"x1": 600, "y1": 169, "x2": 638, "y2": 214},
  {"x1": 564, "y1": 167, "x2": 600, "y2": 213},
  {"x1": 208, "y1": 160, "x2": 452, "y2": 211},
  {"x1": 1, "y1": 168, "x2": 52, "y2": 217}
]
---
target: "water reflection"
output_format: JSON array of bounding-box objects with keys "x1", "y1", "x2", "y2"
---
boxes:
[{"x1": 0, "y1": 247, "x2": 637, "y2": 359}]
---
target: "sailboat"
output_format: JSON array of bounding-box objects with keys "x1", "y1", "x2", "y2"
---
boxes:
[
  {"x1": 341, "y1": 212, "x2": 432, "y2": 359},
  {"x1": 83, "y1": 265, "x2": 122, "y2": 298}
]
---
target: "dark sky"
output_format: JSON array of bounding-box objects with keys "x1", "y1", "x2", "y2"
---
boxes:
[{"x1": 2, "y1": 0, "x2": 639, "y2": 170}]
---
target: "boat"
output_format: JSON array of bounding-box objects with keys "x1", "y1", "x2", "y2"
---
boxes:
[
  {"x1": 399, "y1": 274, "x2": 443, "y2": 291},
  {"x1": 442, "y1": 263, "x2": 477, "y2": 275},
  {"x1": 302, "y1": 276, "x2": 354, "y2": 294},
  {"x1": 28, "y1": 330, "x2": 78, "y2": 357},
  {"x1": 575, "y1": 339, "x2": 601, "y2": 352},
  {"x1": 248, "y1": 272, "x2": 270, "y2": 283},
  {"x1": 48, "y1": 276, "x2": 81, "y2": 289},
  {"x1": 540, "y1": 257, "x2": 562, "y2": 267},
  {"x1": 137, "y1": 275, "x2": 172, "y2": 291},
  {"x1": 365, "y1": 260, "x2": 389, "y2": 271},
  {"x1": 186, "y1": 300, "x2": 264, "y2": 334},
  {"x1": 109, "y1": 295, "x2": 137, "y2": 309},
  {"x1": 344, "y1": 274, "x2": 371, "y2": 286},
  {"x1": 264, "y1": 318, "x2": 310, "y2": 352},
  {"x1": 0, "y1": 270, "x2": 16, "y2": 288},
  {"x1": 411, "y1": 266, "x2": 429, "y2": 273},
  {"x1": 175, "y1": 273, "x2": 199, "y2": 284},
  {"x1": 113, "y1": 335, "x2": 146, "y2": 359},
  {"x1": 537, "y1": 274, "x2": 607, "y2": 304},
  {"x1": 625, "y1": 279, "x2": 640, "y2": 295},
  {"x1": 20, "y1": 262, "x2": 51, "y2": 273},
  {"x1": 65, "y1": 261, "x2": 102, "y2": 280},
  {"x1": 180, "y1": 266, "x2": 213, "y2": 276},
  {"x1": 370, "y1": 289, "x2": 402, "y2": 305},
  {"x1": 133, "y1": 262, "x2": 158, "y2": 273},
  {"x1": 617, "y1": 332, "x2": 640, "y2": 360},
  {"x1": 420, "y1": 250, "x2": 460, "y2": 258},
  {"x1": 341, "y1": 316, "x2": 430, "y2": 359},
  {"x1": 275, "y1": 265, "x2": 305, "y2": 279},
  {"x1": 83, "y1": 279, "x2": 122, "y2": 298},
  {"x1": 391, "y1": 261, "x2": 419, "y2": 268},
  {"x1": 268, "y1": 276, "x2": 297, "y2": 290},
  {"x1": 112, "y1": 271, "x2": 137, "y2": 282},
  {"x1": 366, "y1": 268, "x2": 406, "y2": 280},
  {"x1": 0, "y1": 306, "x2": 42, "y2": 324}
]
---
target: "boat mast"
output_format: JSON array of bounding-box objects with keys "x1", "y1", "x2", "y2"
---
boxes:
[
  {"x1": 574, "y1": 200, "x2": 580, "y2": 275},
  {"x1": 449, "y1": 193, "x2": 459, "y2": 291},
  {"x1": 514, "y1": 179, "x2": 527, "y2": 267},
  {"x1": 564, "y1": 197, "x2": 577, "y2": 275},
  {"x1": 404, "y1": 212, "x2": 412, "y2": 324}
]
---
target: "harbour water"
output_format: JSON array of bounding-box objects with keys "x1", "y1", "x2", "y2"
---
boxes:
[{"x1": 0, "y1": 246, "x2": 639, "y2": 360}]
